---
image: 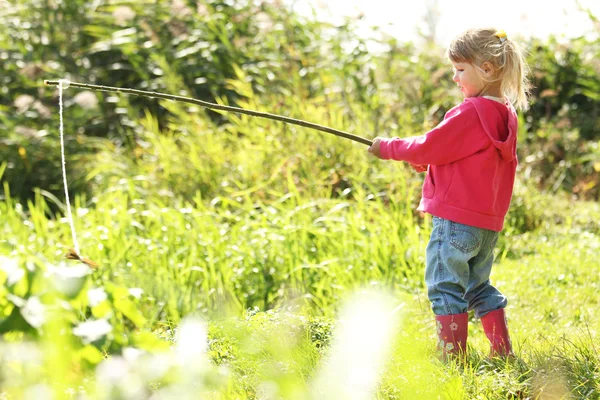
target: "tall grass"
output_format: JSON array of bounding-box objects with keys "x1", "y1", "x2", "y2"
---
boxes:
[
  {"x1": 52, "y1": 75, "x2": 426, "y2": 320},
  {"x1": 2, "y1": 76, "x2": 600, "y2": 397}
]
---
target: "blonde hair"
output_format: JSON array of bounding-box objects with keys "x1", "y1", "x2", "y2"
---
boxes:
[{"x1": 447, "y1": 28, "x2": 531, "y2": 110}]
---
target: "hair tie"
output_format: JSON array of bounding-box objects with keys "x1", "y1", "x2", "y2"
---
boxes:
[{"x1": 495, "y1": 30, "x2": 507, "y2": 43}]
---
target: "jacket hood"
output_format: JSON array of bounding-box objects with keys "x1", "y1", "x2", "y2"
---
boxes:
[{"x1": 466, "y1": 97, "x2": 518, "y2": 162}]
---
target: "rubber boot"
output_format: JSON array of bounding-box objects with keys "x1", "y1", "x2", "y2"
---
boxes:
[
  {"x1": 435, "y1": 313, "x2": 468, "y2": 361},
  {"x1": 480, "y1": 308, "x2": 512, "y2": 357}
]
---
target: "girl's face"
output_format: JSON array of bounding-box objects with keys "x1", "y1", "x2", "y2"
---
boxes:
[{"x1": 451, "y1": 62, "x2": 485, "y2": 98}]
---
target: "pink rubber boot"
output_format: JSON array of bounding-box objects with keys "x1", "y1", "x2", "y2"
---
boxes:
[
  {"x1": 435, "y1": 313, "x2": 468, "y2": 361},
  {"x1": 480, "y1": 308, "x2": 513, "y2": 357}
]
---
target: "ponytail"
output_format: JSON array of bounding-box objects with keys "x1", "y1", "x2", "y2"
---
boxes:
[{"x1": 501, "y1": 39, "x2": 531, "y2": 110}]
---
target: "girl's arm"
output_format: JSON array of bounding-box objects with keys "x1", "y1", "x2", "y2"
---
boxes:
[
  {"x1": 375, "y1": 102, "x2": 489, "y2": 166},
  {"x1": 368, "y1": 139, "x2": 427, "y2": 171}
]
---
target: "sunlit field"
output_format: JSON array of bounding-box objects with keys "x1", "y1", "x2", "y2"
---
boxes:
[
  {"x1": 2, "y1": 107, "x2": 599, "y2": 398},
  {"x1": 2, "y1": 0, "x2": 600, "y2": 398}
]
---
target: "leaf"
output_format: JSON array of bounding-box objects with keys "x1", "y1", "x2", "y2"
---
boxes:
[
  {"x1": 114, "y1": 297, "x2": 147, "y2": 328},
  {"x1": 0, "y1": 304, "x2": 37, "y2": 335},
  {"x1": 78, "y1": 344, "x2": 105, "y2": 365},
  {"x1": 91, "y1": 301, "x2": 112, "y2": 319},
  {"x1": 580, "y1": 89, "x2": 600, "y2": 101},
  {"x1": 82, "y1": 24, "x2": 114, "y2": 38},
  {"x1": 131, "y1": 331, "x2": 170, "y2": 351}
]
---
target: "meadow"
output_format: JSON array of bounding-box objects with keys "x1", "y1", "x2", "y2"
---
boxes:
[
  {"x1": 2, "y1": 99, "x2": 600, "y2": 398},
  {"x1": 1, "y1": 1, "x2": 600, "y2": 399}
]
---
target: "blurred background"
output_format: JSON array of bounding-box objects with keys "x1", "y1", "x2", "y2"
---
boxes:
[
  {"x1": 293, "y1": 0, "x2": 600, "y2": 47},
  {"x1": 1, "y1": 0, "x2": 598, "y2": 206}
]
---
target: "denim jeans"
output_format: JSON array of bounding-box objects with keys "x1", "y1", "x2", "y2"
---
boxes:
[{"x1": 425, "y1": 216, "x2": 507, "y2": 318}]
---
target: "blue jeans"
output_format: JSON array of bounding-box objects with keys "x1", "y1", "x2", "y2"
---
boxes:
[{"x1": 425, "y1": 216, "x2": 507, "y2": 318}]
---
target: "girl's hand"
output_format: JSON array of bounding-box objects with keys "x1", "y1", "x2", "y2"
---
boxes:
[
  {"x1": 410, "y1": 163, "x2": 428, "y2": 173},
  {"x1": 368, "y1": 137, "x2": 383, "y2": 159}
]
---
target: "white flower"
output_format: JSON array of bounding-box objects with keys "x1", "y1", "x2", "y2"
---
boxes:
[
  {"x1": 445, "y1": 342, "x2": 455, "y2": 351},
  {"x1": 48, "y1": 262, "x2": 91, "y2": 279},
  {"x1": 73, "y1": 319, "x2": 112, "y2": 343},
  {"x1": 175, "y1": 317, "x2": 208, "y2": 365},
  {"x1": 88, "y1": 288, "x2": 107, "y2": 307},
  {"x1": 48, "y1": 262, "x2": 91, "y2": 297},
  {"x1": 450, "y1": 322, "x2": 459, "y2": 331},
  {"x1": 128, "y1": 288, "x2": 143, "y2": 299},
  {"x1": 21, "y1": 296, "x2": 46, "y2": 328},
  {"x1": 0, "y1": 257, "x2": 25, "y2": 286}
]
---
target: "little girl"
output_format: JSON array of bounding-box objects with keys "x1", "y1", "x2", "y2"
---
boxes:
[{"x1": 369, "y1": 28, "x2": 530, "y2": 359}]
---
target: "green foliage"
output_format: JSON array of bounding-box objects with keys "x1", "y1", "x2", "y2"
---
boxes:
[
  {"x1": 1, "y1": 0, "x2": 600, "y2": 398},
  {"x1": 526, "y1": 36, "x2": 600, "y2": 141},
  {"x1": 1, "y1": 0, "x2": 599, "y2": 202},
  {"x1": 2, "y1": 204, "x2": 600, "y2": 398},
  {"x1": 521, "y1": 33, "x2": 600, "y2": 200},
  {"x1": 0, "y1": 0, "x2": 380, "y2": 203}
]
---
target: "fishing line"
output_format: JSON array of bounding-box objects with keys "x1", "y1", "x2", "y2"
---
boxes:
[{"x1": 58, "y1": 79, "x2": 80, "y2": 256}]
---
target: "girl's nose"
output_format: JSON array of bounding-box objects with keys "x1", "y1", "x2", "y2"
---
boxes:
[{"x1": 452, "y1": 72, "x2": 459, "y2": 83}]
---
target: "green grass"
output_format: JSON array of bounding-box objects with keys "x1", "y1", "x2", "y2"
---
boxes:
[
  {"x1": 2, "y1": 176, "x2": 599, "y2": 398},
  {"x1": 1, "y1": 95, "x2": 600, "y2": 398}
]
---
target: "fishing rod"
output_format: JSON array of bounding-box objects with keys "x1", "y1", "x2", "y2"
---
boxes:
[{"x1": 44, "y1": 80, "x2": 373, "y2": 146}]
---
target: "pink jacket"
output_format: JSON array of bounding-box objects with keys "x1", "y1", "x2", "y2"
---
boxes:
[{"x1": 379, "y1": 97, "x2": 518, "y2": 232}]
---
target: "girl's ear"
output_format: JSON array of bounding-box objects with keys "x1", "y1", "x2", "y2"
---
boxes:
[{"x1": 481, "y1": 61, "x2": 496, "y2": 77}]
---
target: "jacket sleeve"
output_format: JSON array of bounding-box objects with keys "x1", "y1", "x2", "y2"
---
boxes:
[{"x1": 379, "y1": 102, "x2": 489, "y2": 166}]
